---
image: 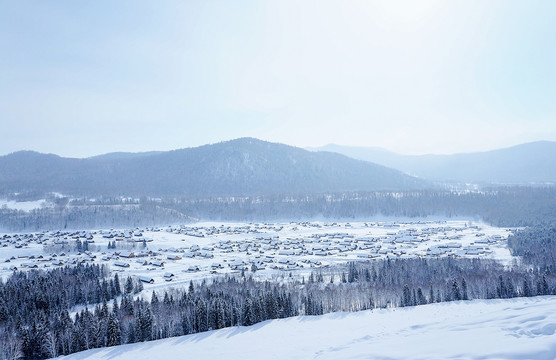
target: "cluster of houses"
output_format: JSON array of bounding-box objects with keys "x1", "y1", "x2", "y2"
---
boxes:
[
  {"x1": 1, "y1": 221, "x2": 511, "y2": 285},
  {"x1": 162, "y1": 223, "x2": 285, "y2": 238},
  {"x1": 0, "y1": 230, "x2": 96, "y2": 248},
  {"x1": 4, "y1": 250, "x2": 96, "y2": 271}
]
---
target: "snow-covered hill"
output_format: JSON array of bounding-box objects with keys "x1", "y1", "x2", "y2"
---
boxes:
[{"x1": 56, "y1": 296, "x2": 556, "y2": 360}]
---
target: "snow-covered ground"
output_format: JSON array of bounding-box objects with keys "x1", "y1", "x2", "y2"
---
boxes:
[
  {"x1": 0, "y1": 198, "x2": 49, "y2": 211},
  {"x1": 56, "y1": 296, "x2": 556, "y2": 360}
]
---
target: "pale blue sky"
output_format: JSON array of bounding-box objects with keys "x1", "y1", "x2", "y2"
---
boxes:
[{"x1": 1, "y1": 0, "x2": 555, "y2": 157}]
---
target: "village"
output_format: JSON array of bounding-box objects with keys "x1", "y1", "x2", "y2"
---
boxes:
[{"x1": 0, "y1": 220, "x2": 514, "y2": 288}]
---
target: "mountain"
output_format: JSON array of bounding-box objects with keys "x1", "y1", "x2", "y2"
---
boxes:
[
  {"x1": 88, "y1": 151, "x2": 164, "y2": 161},
  {"x1": 311, "y1": 141, "x2": 556, "y2": 184},
  {"x1": 0, "y1": 138, "x2": 429, "y2": 197}
]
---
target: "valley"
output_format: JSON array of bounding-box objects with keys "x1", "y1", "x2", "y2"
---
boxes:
[{"x1": 1, "y1": 220, "x2": 514, "y2": 289}]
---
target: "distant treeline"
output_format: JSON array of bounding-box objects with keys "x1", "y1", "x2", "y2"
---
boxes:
[
  {"x1": 0, "y1": 203, "x2": 193, "y2": 232},
  {"x1": 1, "y1": 187, "x2": 555, "y2": 231},
  {"x1": 170, "y1": 187, "x2": 556, "y2": 227},
  {"x1": 1, "y1": 257, "x2": 554, "y2": 359}
]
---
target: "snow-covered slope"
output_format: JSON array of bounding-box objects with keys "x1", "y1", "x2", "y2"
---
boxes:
[{"x1": 56, "y1": 296, "x2": 556, "y2": 360}]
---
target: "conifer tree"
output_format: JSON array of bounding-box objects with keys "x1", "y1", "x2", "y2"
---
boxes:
[
  {"x1": 124, "y1": 277, "x2": 134, "y2": 295},
  {"x1": 106, "y1": 312, "x2": 121, "y2": 347},
  {"x1": 461, "y1": 278, "x2": 468, "y2": 300},
  {"x1": 114, "y1": 274, "x2": 121, "y2": 296},
  {"x1": 452, "y1": 278, "x2": 461, "y2": 301},
  {"x1": 523, "y1": 277, "x2": 531, "y2": 297}
]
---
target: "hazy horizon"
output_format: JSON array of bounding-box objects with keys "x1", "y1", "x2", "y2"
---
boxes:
[
  {"x1": 1, "y1": 1, "x2": 555, "y2": 158},
  {"x1": 2, "y1": 137, "x2": 555, "y2": 159}
]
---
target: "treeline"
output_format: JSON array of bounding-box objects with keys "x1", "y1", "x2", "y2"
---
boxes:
[
  {"x1": 307, "y1": 258, "x2": 554, "y2": 310},
  {"x1": 508, "y1": 225, "x2": 556, "y2": 274},
  {"x1": 170, "y1": 187, "x2": 556, "y2": 227},
  {"x1": 1, "y1": 187, "x2": 555, "y2": 231},
  {"x1": 0, "y1": 264, "x2": 143, "y2": 360},
  {"x1": 1, "y1": 257, "x2": 554, "y2": 359},
  {"x1": 43, "y1": 239, "x2": 139, "y2": 255},
  {"x1": 0, "y1": 203, "x2": 193, "y2": 232}
]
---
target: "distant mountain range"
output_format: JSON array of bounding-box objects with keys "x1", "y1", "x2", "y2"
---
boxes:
[
  {"x1": 310, "y1": 141, "x2": 556, "y2": 185},
  {"x1": 0, "y1": 138, "x2": 429, "y2": 197}
]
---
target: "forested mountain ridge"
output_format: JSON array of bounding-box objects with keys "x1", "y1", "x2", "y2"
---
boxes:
[
  {"x1": 0, "y1": 138, "x2": 429, "y2": 197},
  {"x1": 311, "y1": 141, "x2": 556, "y2": 184}
]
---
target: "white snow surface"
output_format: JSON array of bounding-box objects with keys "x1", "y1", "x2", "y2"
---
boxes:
[
  {"x1": 0, "y1": 199, "x2": 48, "y2": 211},
  {"x1": 56, "y1": 296, "x2": 556, "y2": 360}
]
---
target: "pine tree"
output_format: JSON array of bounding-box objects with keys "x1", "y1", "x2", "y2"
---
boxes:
[
  {"x1": 242, "y1": 298, "x2": 253, "y2": 326},
  {"x1": 70, "y1": 326, "x2": 81, "y2": 354},
  {"x1": 100, "y1": 299, "x2": 109, "y2": 319},
  {"x1": 537, "y1": 280, "x2": 543, "y2": 296},
  {"x1": 151, "y1": 291, "x2": 159, "y2": 306},
  {"x1": 523, "y1": 277, "x2": 531, "y2": 297},
  {"x1": 106, "y1": 312, "x2": 121, "y2": 347},
  {"x1": 498, "y1": 275, "x2": 507, "y2": 298},
  {"x1": 20, "y1": 327, "x2": 32, "y2": 359},
  {"x1": 265, "y1": 293, "x2": 278, "y2": 319},
  {"x1": 306, "y1": 295, "x2": 313, "y2": 315},
  {"x1": 163, "y1": 291, "x2": 171, "y2": 305},
  {"x1": 461, "y1": 278, "x2": 468, "y2": 300},
  {"x1": 348, "y1": 263, "x2": 358, "y2": 283},
  {"x1": 125, "y1": 277, "x2": 134, "y2": 294},
  {"x1": 232, "y1": 303, "x2": 240, "y2": 326},
  {"x1": 114, "y1": 274, "x2": 121, "y2": 296},
  {"x1": 126, "y1": 320, "x2": 137, "y2": 344},
  {"x1": 139, "y1": 307, "x2": 153, "y2": 341},
  {"x1": 196, "y1": 299, "x2": 208, "y2": 332},
  {"x1": 112, "y1": 299, "x2": 120, "y2": 317},
  {"x1": 121, "y1": 296, "x2": 133, "y2": 316},
  {"x1": 507, "y1": 278, "x2": 516, "y2": 298},
  {"x1": 402, "y1": 284, "x2": 411, "y2": 307},
  {"x1": 417, "y1": 288, "x2": 426, "y2": 305},
  {"x1": 135, "y1": 308, "x2": 144, "y2": 342},
  {"x1": 452, "y1": 278, "x2": 461, "y2": 301},
  {"x1": 86, "y1": 309, "x2": 100, "y2": 349},
  {"x1": 134, "y1": 279, "x2": 144, "y2": 293},
  {"x1": 0, "y1": 298, "x2": 8, "y2": 323}
]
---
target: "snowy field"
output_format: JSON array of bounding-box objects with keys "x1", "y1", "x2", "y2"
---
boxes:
[
  {"x1": 0, "y1": 198, "x2": 49, "y2": 212},
  {"x1": 1, "y1": 220, "x2": 514, "y2": 288},
  {"x1": 56, "y1": 296, "x2": 556, "y2": 360}
]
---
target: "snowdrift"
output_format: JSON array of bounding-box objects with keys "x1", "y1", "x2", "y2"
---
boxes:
[{"x1": 56, "y1": 296, "x2": 556, "y2": 360}]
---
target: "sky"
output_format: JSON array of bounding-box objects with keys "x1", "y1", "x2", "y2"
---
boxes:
[{"x1": 0, "y1": 0, "x2": 555, "y2": 158}]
